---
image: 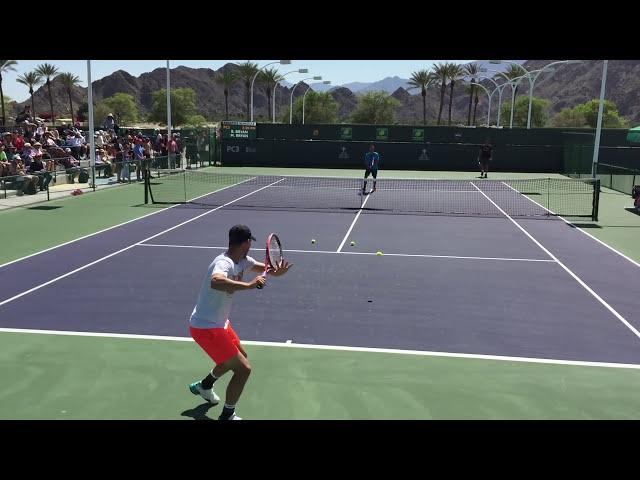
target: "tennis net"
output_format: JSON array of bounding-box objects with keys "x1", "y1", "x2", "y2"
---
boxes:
[{"x1": 145, "y1": 169, "x2": 600, "y2": 220}]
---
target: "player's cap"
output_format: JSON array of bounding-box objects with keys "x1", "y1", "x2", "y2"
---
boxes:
[{"x1": 229, "y1": 224, "x2": 256, "y2": 243}]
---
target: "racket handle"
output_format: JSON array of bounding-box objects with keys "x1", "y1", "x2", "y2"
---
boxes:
[{"x1": 256, "y1": 272, "x2": 267, "y2": 289}]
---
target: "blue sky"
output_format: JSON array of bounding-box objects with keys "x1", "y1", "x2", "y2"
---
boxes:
[{"x1": 4, "y1": 60, "x2": 475, "y2": 102}]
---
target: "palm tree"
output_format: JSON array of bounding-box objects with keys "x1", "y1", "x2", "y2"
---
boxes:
[
  {"x1": 447, "y1": 63, "x2": 465, "y2": 125},
  {"x1": 260, "y1": 67, "x2": 283, "y2": 122},
  {"x1": 407, "y1": 69, "x2": 434, "y2": 125},
  {"x1": 0, "y1": 60, "x2": 18, "y2": 126},
  {"x1": 473, "y1": 87, "x2": 480, "y2": 125},
  {"x1": 432, "y1": 62, "x2": 449, "y2": 126},
  {"x1": 236, "y1": 61, "x2": 259, "y2": 121},
  {"x1": 58, "y1": 73, "x2": 81, "y2": 124},
  {"x1": 215, "y1": 68, "x2": 237, "y2": 120},
  {"x1": 35, "y1": 63, "x2": 59, "y2": 125},
  {"x1": 464, "y1": 63, "x2": 480, "y2": 126},
  {"x1": 16, "y1": 71, "x2": 43, "y2": 119}
]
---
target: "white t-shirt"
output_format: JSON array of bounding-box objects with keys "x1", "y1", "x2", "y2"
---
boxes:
[{"x1": 189, "y1": 252, "x2": 258, "y2": 329}]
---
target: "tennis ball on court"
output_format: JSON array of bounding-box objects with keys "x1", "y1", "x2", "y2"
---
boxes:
[
  {"x1": 376, "y1": 251, "x2": 383, "y2": 256},
  {"x1": 311, "y1": 239, "x2": 316, "y2": 244},
  {"x1": 350, "y1": 241, "x2": 356, "y2": 246}
]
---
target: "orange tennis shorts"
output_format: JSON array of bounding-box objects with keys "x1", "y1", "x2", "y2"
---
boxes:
[{"x1": 190, "y1": 321, "x2": 241, "y2": 364}]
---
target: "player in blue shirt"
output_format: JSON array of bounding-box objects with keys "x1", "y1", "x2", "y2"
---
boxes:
[{"x1": 363, "y1": 144, "x2": 380, "y2": 194}]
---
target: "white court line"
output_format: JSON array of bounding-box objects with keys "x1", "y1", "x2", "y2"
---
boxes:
[
  {"x1": 137, "y1": 243, "x2": 555, "y2": 263},
  {"x1": 336, "y1": 193, "x2": 371, "y2": 252},
  {"x1": 0, "y1": 179, "x2": 284, "y2": 308},
  {"x1": 472, "y1": 182, "x2": 640, "y2": 341},
  {"x1": 501, "y1": 181, "x2": 640, "y2": 269},
  {"x1": 1, "y1": 326, "x2": 640, "y2": 371},
  {"x1": 0, "y1": 175, "x2": 258, "y2": 270}
]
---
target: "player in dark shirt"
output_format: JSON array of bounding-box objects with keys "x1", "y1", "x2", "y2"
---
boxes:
[{"x1": 478, "y1": 139, "x2": 493, "y2": 178}]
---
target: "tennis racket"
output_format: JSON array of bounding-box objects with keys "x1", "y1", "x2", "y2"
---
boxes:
[{"x1": 256, "y1": 233, "x2": 283, "y2": 289}]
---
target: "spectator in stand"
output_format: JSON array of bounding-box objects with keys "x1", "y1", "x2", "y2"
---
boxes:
[
  {"x1": 13, "y1": 131, "x2": 25, "y2": 152},
  {"x1": 95, "y1": 130, "x2": 106, "y2": 149},
  {"x1": 175, "y1": 133, "x2": 186, "y2": 166},
  {"x1": 144, "y1": 137, "x2": 153, "y2": 158},
  {"x1": 43, "y1": 131, "x2": 57, "y2": 148},
  {"x1": 50, "y1": 128, "x2": 62, "y2": 146},
  {"x1": 0, "y1": 144, "x2": 9, "y2": 177},
  {"x1": 32, "y1": 141, "x2": 44, "y2": 157},
  {"x1": 28, "y1": 153, "x2": 52, "y2": 191},
  {"x1": 15, "y1": 105, "x2": 32, "y2": 124},
  {"x1": 35, "y1": 122, "x2": 46, "y2": 141},
  {"x1": 2, "y1": 132, "x2": 13, "y2": 149},
  {"x1": 133, "y1": 137, "x2": 145, "y2": 181},
  {"x1": 67, "y1": 131, "x2": 84, "y2": 159},
  {"x1": 113, "y1": 142, "x2": 124, "y2": 183},
  {"x1": 57, "y1": 148, "x2": 80, "y2": 183},
  {"x1": 21, "y1": 143, "x2": 34, "y2": 163},
  {"x1": 6, "y1": 145, "x2": 17, "y2": 162},
  {"x1": 13, "y1": 155, "x2": 39, "y2": 194},
  {"x1": 167, "y1": 134, "x2": 178, "y2": 169},
  {"x1": 116, "y1": 138, "x2": 131, "y2": 183},
  {"x1": 154, "y1": 133, "x2": 163, "y2": 152},
  {"x1": 79, "y1": 138, "x2": 89, "y2": 159},
  {"x1": 23, "y1": 121, "x2": 36, "y2": 141},
  {"x1": 104, "y1": 113, "x2": 116, "y2": 132},
  {"x1": 95, "y1": 148, "x2": 113, "y2": 178}
]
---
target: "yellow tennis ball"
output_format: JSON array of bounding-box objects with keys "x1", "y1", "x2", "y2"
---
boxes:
[
  {"x1": 350, "y1": 241, "x2": 356, "y2": 246},
  {"x1": 376, "y1": 251, "x2": 383, "y2": 256},
  {"x1": 311, "y1": 239, "x2": 316, "y2": 244}
]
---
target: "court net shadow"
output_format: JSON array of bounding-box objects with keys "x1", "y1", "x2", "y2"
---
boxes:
[
  {"x1": 569, "y1": 223, "x2": 602, "y2": 229},
  {"x1": 181, "y1": 402, "x2": 216, "y2": 420}
]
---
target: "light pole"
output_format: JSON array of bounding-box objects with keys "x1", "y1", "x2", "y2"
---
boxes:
[
  {"x1": 290, "y1": 76, "x2": 322, "y2": 124},
  {"x1": 485, "y1": 65, "x2": 535, "y2": 128},
  {"x1": 483, "y1": 69, "x2": 520, "y2": 126},
  {"x1": 592, "y1": 60, "x2": 608, "y2": 178},
  {"x1": 504, "y1": 69, "x2": 552, "y2": 129},
  {"x1": 250, "y1": 60, "x2": 291, "y2": 122},
  {"x1": 506, "y1": 74, "x2": 532, "y2": 128},
  {"x1": 166, "y1": 60, "x2": 171, "y2": 150},
  {"x1": 272, "y1": 69, "x2": 308, "y2": 123},
  {"x1": 482, "y1": 65, "x2": 529, "y2": 128},
  {"x1": 474, "y1": 76, "x2": 507, "y2": 127},
  {"x1": 525, "y1": 60, "x2": 582, "y2": 129},
  {"x1": 302, "y1": 81, "x2": 330, "y2": 125},
  {"x1": 87, "y1": 60, "x2": 95, "y2": 189},
  {"x1": 489, "y1": 60, "x2": 582, "y2": 129}
]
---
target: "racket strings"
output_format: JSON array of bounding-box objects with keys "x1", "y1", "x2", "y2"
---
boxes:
[{"x1": 268, "y1": 236, "x2": 282, "y2": 267}]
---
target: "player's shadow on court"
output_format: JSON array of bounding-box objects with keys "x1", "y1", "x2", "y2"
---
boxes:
[{"x1": 181, "y1": 402, "x2": 216, "y2": 420}]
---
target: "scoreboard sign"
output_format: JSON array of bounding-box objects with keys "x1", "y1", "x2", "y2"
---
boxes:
[{"x1": 221, "y1": 121, "x2": 257, "y2": 140}]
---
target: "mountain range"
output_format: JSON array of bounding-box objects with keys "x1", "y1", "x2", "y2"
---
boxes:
[{"x1": 11, "y1": 60, "x2": 640, "y2": 126}]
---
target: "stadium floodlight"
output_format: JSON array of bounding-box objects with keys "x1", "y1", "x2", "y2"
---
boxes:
[
  {"x1": 272, "y1": 68, "x2": 311, "y2": 122},
  {"x1": 251, "y1": 61, "x2": 293, "y2": 121},
  {"x1": 290, "y1": 77, "x2": 323, "y2": 124}
]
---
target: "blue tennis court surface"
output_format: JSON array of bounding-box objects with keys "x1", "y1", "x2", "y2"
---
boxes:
[{"x1": 1, "y1": 174, "x2": 639, "y2": 370}]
